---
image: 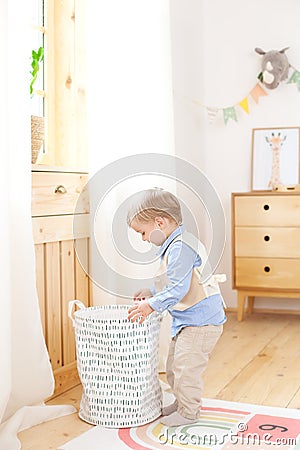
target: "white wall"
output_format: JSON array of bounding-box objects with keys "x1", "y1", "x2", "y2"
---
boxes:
[{"x1": 170, "y1": 0, "x2": 300, "y2": 309}]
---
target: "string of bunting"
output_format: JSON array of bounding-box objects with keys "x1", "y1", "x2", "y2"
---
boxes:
[{"x1": 176, "y1": 67, "x2": 300, "y2": 126}]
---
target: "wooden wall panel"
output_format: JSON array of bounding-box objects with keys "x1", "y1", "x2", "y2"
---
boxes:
[
  {"x1": 35, "y1": 244, "x2": 46, "y2": 335},
  {"x1": 61, "y1": 240, "x2": 76, "y2": 365},
  {"x1": 45, "y1": 242, "x2": 62, "y2": 369},
  {"x1": 34, "y1": 235, "x2": 91, "y2": 395},
  {"x1": 75, "y1": 238, "x2": 90, "y2": 306}
]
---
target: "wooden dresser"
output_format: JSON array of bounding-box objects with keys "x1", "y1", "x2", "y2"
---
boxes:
[
  {"x1": 232, "y1": 191, "x2": 300, "y2": 321},
  {"x1": 32, "y1": 165, "x2": 91, "y2": 396}
]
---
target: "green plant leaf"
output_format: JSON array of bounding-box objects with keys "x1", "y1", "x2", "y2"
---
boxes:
[
  {"x1": 37, "y1": 47, "x2": 44, "y2": 60},
  {"x1": 30, "y1": 46, "x2": 44, "y2": 96}
]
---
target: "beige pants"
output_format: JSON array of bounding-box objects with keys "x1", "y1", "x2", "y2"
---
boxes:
[{"x1": 166, "y1": 324, "x2": 223, "y2": 419}]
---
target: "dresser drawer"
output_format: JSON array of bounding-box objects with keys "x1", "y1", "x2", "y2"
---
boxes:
[
  {"x1": 32, "y1": 172, "x2": 89, "y2": 216},
  {"x1": 234, "y1": 195, "x2": 300, "y2": 226},
  {"x1": 235, "y1": 257, "x2": 300, "y2": 290},
  {"x1": 235, "y1": 227, "x2": 300, "y2": 258}
]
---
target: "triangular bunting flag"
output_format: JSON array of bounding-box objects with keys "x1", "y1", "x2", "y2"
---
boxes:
[
  {"x1": 238, "y1": 97, "x2": 249, "y2": 114},
  {"x1": 288, "y1": 70, "x2": 300, "y2": 91},
  {"x1": 206, "y1": 107, "x2": 219, "y2": 124},
  {"x1": 250, "y1": 83, "x2": 267, "y2": 103},
  {"x1": 223, "y1": 107, "x2": 237, "y2": 125}
]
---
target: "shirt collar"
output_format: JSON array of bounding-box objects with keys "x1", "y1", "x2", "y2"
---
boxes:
[{"x1": 157, "y1": 224, "x2": 185, "y2": 257}]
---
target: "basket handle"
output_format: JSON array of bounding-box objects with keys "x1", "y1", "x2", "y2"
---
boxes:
[{"x1": 68, "y1": 300, "x2": 86, "y2": 326}]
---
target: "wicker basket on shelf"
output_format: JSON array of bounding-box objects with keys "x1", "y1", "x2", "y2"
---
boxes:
[{"x1": 31, "y1": 115, "x2": 44, "y2": 164}]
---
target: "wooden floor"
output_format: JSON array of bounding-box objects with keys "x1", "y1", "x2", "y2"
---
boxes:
[{"x1": 19, "y1": 312, "x2": 300, "y2": 449}]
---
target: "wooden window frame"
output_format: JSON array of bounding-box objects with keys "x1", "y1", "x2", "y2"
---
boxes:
[{"x1": 44, "y1": 0, "x2": 87, "y2": 170}]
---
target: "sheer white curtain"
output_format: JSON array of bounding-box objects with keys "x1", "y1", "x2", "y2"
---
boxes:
[
  {"x1": 86, "y1": 0, "x2": 175, "y2": 172},
  {"x1": 86, "y1": 0, "x2": 175, "y2": 369},
  {"x1": 0, "y1": 2, "x2": 75, "y2": 449}
]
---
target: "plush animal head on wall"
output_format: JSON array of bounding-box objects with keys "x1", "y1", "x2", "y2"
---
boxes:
[{"x1": 255, "y1": 47, "x2": 290, "y2": 89}]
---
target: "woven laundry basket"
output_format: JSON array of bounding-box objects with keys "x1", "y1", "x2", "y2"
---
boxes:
[{"x1": 68, "y1": 301, "x2": 163, "y2": 427}]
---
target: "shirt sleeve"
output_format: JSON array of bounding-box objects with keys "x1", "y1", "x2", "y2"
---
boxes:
[{"x1": 148, "y1": 242, "x2": 201, "y2": 313}]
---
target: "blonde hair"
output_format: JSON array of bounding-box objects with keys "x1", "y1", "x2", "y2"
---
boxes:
[{"x1": 127, "y1": 188, "x2": 182, "y2": 226}]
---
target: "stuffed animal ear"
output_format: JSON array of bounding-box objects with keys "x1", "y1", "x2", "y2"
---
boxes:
[
  {"x1": 279, "y1": 47, "x2": 290, "y2": 54},
  {"x1": 255, "y1": 47, "x2": 266, "y2": 55}
]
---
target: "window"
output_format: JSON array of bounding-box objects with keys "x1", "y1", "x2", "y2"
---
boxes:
[
  {"x1": 30, "y1": 0, "x2": 88, "y2": 168},
  {"x1": 30, "y1": 0, "x2": 45, "y2": 155}
]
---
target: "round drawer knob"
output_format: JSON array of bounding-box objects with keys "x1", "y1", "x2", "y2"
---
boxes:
[
  {"x1": 264, "y1": 266, "x2": 271, "y2": 273},
  {"x1": 263, "y1": 204, "x2": 270, "y2": 211},
  {"x1": 54, "y1": 185, "x2": 67, "y2": 194},
  {"x1": 264, "y1": 235, "x2": 270, "y2": 242}
]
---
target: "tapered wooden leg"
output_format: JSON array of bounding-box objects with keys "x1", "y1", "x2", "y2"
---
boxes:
[
  {"x1": 237, "y1": 291, "x2": 245, "y2": 322},
  {"x1": 247, "y1": 296, "x2": 255, "y2": 314}
]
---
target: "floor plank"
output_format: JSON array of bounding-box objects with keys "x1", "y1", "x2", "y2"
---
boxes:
[
  {"x1": 18, "y1": 312, "x2": 300, "y2": 449},
  {"x1": 202, "y1": 313, "x2": 292, "y2": 398},
  {"x1": 215, "y1": 315, "x2": 300, "y2": 407},
  {"x1": 289, "y1": 386, "x2": 300, "y2": 409}
]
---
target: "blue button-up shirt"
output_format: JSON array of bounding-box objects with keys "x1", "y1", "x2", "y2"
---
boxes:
[{"x1": 147, "y1": 225, "x2": 226, "y2": 337}]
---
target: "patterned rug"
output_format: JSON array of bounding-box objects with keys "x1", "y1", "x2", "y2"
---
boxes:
[{"x1": 59, "y1": 390, "x2": 300, "y2": 450}]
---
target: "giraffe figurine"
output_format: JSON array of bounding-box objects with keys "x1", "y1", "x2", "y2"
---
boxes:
[{"x1": 265, "y1": 132, "x2": 286, "y2": 189}]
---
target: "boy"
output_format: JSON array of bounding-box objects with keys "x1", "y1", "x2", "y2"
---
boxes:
[{"x1": 127, "y1": 188, "x2": 226, "y2": 426}]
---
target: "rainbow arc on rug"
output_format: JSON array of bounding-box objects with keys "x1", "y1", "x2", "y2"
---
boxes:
[
  {"x1": 59, "y1": 392, "x2": 300, "y2": 450},
  {"x1": 118, "y1": 401, "x2": 300, "y2": 449},
  {"x1": 119, "y1": 404, "x2": 250, "y2": 449}
]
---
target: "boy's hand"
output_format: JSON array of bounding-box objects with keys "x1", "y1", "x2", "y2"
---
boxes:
[
  {"x1": 128, "y1": 299, "x2": 154, "y2": 324},
  {"x1": 133, "y1": 288, "x2": 153, "y2": 301}
]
